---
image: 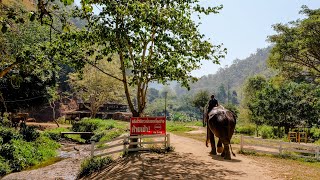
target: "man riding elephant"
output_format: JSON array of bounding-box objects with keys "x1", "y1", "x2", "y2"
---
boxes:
[{"x1": 206, "y1": 106, "x2": 236, "y2": 160}]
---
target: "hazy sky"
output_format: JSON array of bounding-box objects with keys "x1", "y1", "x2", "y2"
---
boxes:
[
  {"x1": 75, "y1": 0, "x2": 320, "y2": 77},
  {"x1": 192, "y1": 0, "x2": 320, "y2": 77}
]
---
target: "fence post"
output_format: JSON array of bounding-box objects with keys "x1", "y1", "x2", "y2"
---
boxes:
[
  {"x1": 167, "y1": 134, "x2": 170, "y2": 147},
  {"x1": 240, "y1": 134, "x2": 243, "y2": 151},
  {"x1": 279, "y1": 142, "x2": 283, "y2": 155},
  {"x1": 316, "y1": 146, "x2": 320, "y2": 160},
  {"x1": 123, "y1": 136, "x2": 128, "y2": 155},
  {"x1": 90, "y1": 141, "x2": 95, "y2": 158}
]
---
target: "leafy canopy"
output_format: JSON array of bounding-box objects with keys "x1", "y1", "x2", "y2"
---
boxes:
[
  {"x1": 67, "y1": 0, "x2": 226, "y2": 116},
  {"x1": 268, "y1": 6, "x2": 320, "y2": 83}
]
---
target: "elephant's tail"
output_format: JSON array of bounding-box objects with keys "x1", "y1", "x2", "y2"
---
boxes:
[{"x1": 230, "y1": 144, "x2": 236, "y2": 157}]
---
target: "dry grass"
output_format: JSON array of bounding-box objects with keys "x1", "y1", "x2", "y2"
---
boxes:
[
  {"x1": 3, "y1": 0, "x2": 36, "y2": 10},
  {"x1": 247, "y1": 154, "x2": 320, "y2": 180}
]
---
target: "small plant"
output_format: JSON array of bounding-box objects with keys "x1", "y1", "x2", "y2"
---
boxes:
[
  {"x1": 19, "y1": 124, "x2": 40, "y2": 142},
  {"x1": 0, "y1": 158, "x2": 11, "y2": 177},
  {"x1": 78, "y1": 156, "x2": 113, "y2": 178},
  {"x1": 0, "y1": 127, "x2": 21, "y2": 144},
  {"x1": 260, "y1": 125, "x2": 274, "y2": 139},
  {"x1": 235, "y1": 124, "x2": 255, "y2": 135}
]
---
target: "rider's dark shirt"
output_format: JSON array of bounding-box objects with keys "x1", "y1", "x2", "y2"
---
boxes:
[{"x1": 208, "y1": 98, "x2": 218, "y2": 112}]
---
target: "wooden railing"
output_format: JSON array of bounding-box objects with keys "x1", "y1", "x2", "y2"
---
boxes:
[
  {"x1": 240, "y1": 135, "x2": 320, "y2": 160},
  {"x1": 91, "y1": 134, "x2": 170, "y2": 158}
]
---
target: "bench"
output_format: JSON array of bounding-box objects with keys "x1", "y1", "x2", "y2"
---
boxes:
[{"x1": 61, "y1": 132, "x2": 94, "y2": 138}]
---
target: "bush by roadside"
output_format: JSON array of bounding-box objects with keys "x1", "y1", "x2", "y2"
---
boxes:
[
  {"x1": 0, "y1": 126, "x2": 60, "y2": 177},
  {"x1": 78, "y1": 156, "x2": 113, "y2": 178}
]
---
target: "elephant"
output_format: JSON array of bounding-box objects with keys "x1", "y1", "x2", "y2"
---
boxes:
[{"x1": 206, "y1": 106, "x2": 236, "y2": 160}]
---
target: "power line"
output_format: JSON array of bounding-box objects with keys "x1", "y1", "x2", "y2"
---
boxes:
[{"x1": 3, "y1": 95, "x2": 46, "y2": 103}]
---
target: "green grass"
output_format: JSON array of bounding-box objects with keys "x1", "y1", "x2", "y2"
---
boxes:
[
  {"x1": 166, "y1": 121, "x2": 198, "y2": 133},
  {"x1": 44, "y1": 119, "x2": 129, "y2": 144}
]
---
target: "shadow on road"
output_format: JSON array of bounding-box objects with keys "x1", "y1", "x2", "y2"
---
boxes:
[
  {"x1": 209, "y1": 154, "x2": 242, "y2": 162},
  {"x1": 84, "y1": 152, "x2": 246, "y2": 180}
]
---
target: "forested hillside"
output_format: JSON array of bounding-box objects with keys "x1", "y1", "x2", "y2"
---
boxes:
[{"x1": 189, "y1": 47, "x2": 275, "y2": 97}]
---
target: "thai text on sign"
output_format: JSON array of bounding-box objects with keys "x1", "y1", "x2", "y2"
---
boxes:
[{"x1": 130, "y1": 116, "x2": 166, "y2": 135}]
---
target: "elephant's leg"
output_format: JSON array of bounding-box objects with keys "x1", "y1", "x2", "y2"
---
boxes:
[
  {"x1": 223, "y1": 142, "x2": 231, "y2": 160},
  {"x1": 217, "y1": 139, "x2": 224, "y2": 154},
  {"x1": 209, "y1": 129, "x2": 216, "y2": 155}
]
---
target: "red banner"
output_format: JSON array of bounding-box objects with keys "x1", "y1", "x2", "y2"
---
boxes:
[{"x1": 130, "y1": 116, "x2": 166, "y2": 135}]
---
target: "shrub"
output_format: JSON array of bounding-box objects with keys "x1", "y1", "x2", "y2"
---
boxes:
[
  {"x1": 72, "y1": 119, "x2": 115, "y2": 132},
  {"x1": 309, "y1": 127, "x2": 320, "y2": 140},
  {"x1": 0, "y1": 157, "x2": 11, "y2": 177},
  {"x1": 0, "y1": 136, "x2": 60, "y2": 172},
  {"x1": 235, "y1": 124, "x2": 255, "y2": 135},
  {"x1": 19, "y1": 124, "x2": 40, "y2": 142},
  {"x1": 0, "y1": 127, "x2": 21, "y2": 144},
  {"x1": 43, "y1": 127, "x2": 70, "y2": 141},
  {"x1": 78, "y1": 157, "x2": 113, "y2": 178},
  {"x1": 171, "y1": 112, "x2": 189, "y2": 122},
  {"x1": 260, "y1": 125, "x2": 274, "y2": 139}
]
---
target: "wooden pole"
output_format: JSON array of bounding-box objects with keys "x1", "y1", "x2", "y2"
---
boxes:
[{"x1": 240, "y1": 134, "x2": 243, "y2": 151}]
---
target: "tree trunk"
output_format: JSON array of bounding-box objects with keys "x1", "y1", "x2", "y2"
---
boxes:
[
  {"x1": 0, "y1": 62, "x2": 18, "y2": 78},
  {"x1": 50, "y1": 102, "x2": 59, "y2": 127}
]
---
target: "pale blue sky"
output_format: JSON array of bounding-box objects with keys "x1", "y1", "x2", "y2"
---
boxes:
[
  {"x1": 75, "y1": 0, "x2": 320, "y2": 77},
  {"x1": 192, "y1": 0, "x2": 320, "y2": 77}
]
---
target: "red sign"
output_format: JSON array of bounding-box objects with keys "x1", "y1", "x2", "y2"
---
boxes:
[{"x1": 130, "y1": 116, "x2": 166, "y2": 135}]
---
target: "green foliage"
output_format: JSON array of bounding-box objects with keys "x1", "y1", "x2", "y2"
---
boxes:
[
  {"x1": 223, "y1": 103, "x2": 239, "y2": 117},
  {"x1": 0, "y1": 136, "x2": 60, "y2": 172},
  {"x1": 43, "y1": 127, "x2": 70, "y2": 141},
  {"x1": 248, "y1": 81, "x2": 320, "y2": 131},
  {"x1": 171, "y1": 112, "x2": 189, "y2": 122},
  {"x1": 309, "y1": 127, "x2": 320, "y2": 140},
  {"x1": 268, "y1": 6, "x2": 320, "y2": 82},
  {"x1": 71, "y1": 119, "x2": 127, "y2": 143},
  {"x1": 192, "y1": 90, "x2": 209, "y2": 110},
  {"x1": 235, "y1": 124, "x2": 255, "y2": 135},
  {"x1": 19, "y1": 124, "x2": 40, "y2": 142},
  {"x1": 78, "y1": 156, "x2": 113, "y2": 178},
  {"x1": 166, "y1": 121, "x2": 195, "y2": 133},
  {"x1": 66, "y1": 0, "x2": 225, "y2": 117},
  {"x1": 0, "y1": 157, "x2": 11, "y2": 176},
  {"x1": 0, "y1": 126, "x2": 21, "y2": 144},
  {"x1": 72, "y1": 119, "x2": 115, "y2": 132},
  {"x1": 259, "y1": 125, "x2": 275, "y2": 139}
]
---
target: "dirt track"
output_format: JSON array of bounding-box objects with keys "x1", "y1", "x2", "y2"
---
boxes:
[{"x1": 85, "y1": 133, "x2": 281, "y2": 180}]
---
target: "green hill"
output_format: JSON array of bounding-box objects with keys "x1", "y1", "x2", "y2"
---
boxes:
[{"x1": 187, "y1": 46, "x2": 275, "y2": 100}]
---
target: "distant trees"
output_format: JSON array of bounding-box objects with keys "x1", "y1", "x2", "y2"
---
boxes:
[{"x1": 247, "y1": 79, "x2": 320, "y2": 137}]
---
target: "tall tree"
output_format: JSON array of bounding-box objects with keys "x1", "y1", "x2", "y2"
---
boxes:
[
  {"x1": 192, "y1": 90, "x2": 209, "y2": 126},
  {"x1": 216, "y1": 84, "x2": 227, "y2": 104},
  {"x1": 268, "y1": 6, "x2": 320, "y2": 83},
  {"x1": 68, "y1": 59, "x2": 125, "y2": 118},
  {"x1": 67, "y1": 0, "x2": 226, "y2": 117}
]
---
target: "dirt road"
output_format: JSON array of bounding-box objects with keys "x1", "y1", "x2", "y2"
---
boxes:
[{"x1": 86, "y1": 132, "x2": 282, "y2": 180}]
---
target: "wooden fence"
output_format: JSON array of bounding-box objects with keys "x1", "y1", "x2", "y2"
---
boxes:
[
  {"x1": 240, "y1": 135, "x2": 320, "y2": 160},
  {"x1": 91, "y1": 134, "x2": 170, "y2": 158}
]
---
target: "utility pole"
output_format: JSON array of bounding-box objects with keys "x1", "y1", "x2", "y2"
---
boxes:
[{"x1": 164, "y1": 91, "x2": 168, "y2": 119}]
